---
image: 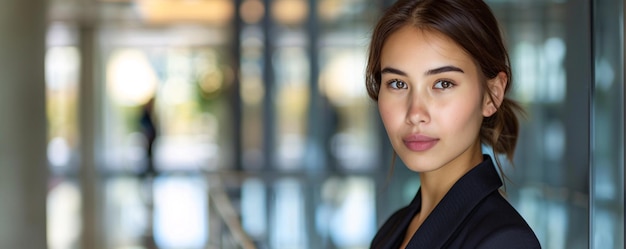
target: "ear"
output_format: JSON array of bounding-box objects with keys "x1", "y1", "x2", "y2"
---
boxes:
[{"x1": 482, "y1": 72, "x2": 507, "y2": 117}]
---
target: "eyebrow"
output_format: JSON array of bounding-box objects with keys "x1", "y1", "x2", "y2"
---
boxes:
[
  {"x1": 426, "y1": 65, "x2": 464, "y2": 75},
  {"x1": 381, "y1": 67, "x2": 408, "y2": 76},
  {"x1": 381, "y1": 65, "x2": 465, "y2": 76}
]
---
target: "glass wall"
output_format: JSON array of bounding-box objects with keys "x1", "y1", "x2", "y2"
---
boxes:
[
  {"x1": 44, "y1": 0, "x2": 624, "y2": 249},
  {"x1": 591, "y1": 0, "x2": 624, "y2": 248},
  {"x1": 47, "y1": 0, "x2": 237, "y2": 248},
  {"x1": 488, "y1": 1, "x2": 592, "y2": 248},
  {"x1": 236, "y1": 1, "x2": 383, "y2": 248},
  {"x1": 98, "y1": 21, "x2": 235, "y2": 249}
]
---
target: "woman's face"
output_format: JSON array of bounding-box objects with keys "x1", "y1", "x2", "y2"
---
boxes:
[{"x1": 378, "y1": 26, "x2": 493, "y2": 173}]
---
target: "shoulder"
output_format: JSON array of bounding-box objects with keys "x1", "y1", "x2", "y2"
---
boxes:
[
  {"x1": 458, "y1": 192, "x2": 541, "y2": 248},
  {"x1": 474, "y1": 224, "x2": 541, "y2": 249},
  {"x1": 370, "y1": 205, "x2": 412, "y2": 248}
]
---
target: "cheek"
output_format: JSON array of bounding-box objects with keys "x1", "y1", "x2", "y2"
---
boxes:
[
  {"x1": 438, "y1": 97, "x2": 484, "y2": 133},
  {"x1": 378, "y1": 97, "x2": 403, "y2": 130},
  {"x1": 378, "y1": 101, "x2": 393, "y2": 126}
]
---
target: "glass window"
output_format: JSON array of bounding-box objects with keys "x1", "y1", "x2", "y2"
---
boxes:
[
  {"x1": 46, "y1": 30, "x2": 80, "y2": 173},
  {"x1": 591, "y1": 0, "x2": 624, "y2": 248},
  {"x1": 318, "y1": 47, "x2": 379, "y2": 170},
  {"x1": 322, "y1": 177, "x2": 376, "y2": 248},
  {"x1": 92, "y1": 2, "x2": 235, "y2": 247},
  {"x1": 45, "y1": 22, "x2": 81, "y2": 249},
  {"x1": 487, "y1": 1, "x2": 592, "y2": 247},
  {"x1": 274, "y1": 47, "x2": 310, "y2": 170},
  {"x1": 99, "y1": 41, "x2": 233, "y2": 247},
  {"x1": 271, "y1": 178, "x2": 306, "y2": 248},
  {"x1": 102, "y1": 46, "x2": 232, "y2": 173},
  {"x1": 240, "y1": 25, "x2": 267, "y2": 170}
]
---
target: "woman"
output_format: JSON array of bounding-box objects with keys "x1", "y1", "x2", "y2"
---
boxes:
[{"x1": 365, "y1": 0, "x2": 541, "y2": 248}]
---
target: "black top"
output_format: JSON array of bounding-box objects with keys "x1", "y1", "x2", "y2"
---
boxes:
[{"x1": 370, "y1": 155, "x2": 541, "y2": 249}]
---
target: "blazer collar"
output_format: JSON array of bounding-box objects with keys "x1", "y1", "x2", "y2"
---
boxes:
[{"x1": 406, "y1": 155, "x2": 503, "y2": 248}]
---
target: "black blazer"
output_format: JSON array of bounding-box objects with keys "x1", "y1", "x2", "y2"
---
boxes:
[{"x1": 370, "y1": 155, "x2": 541, "y2": 249}]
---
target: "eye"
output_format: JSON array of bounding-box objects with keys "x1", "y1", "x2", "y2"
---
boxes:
[
  {"x1": 433, "y1": 80, "x2": 455, "y2": 89},
  {"x1": 387, "y1": 79, "x2": 408, "y2": 89}
]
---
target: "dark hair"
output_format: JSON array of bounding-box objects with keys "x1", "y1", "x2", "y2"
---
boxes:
[{"x1": 366, "y1": 0, "x2": 523, "y2": 172}]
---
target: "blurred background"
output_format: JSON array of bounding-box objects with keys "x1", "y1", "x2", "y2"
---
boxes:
[{"x1": 0, "y1": 0, "x2": 624, "y2": 248}]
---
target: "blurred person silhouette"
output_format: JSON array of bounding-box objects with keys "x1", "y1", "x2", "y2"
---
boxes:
[
  {"x1": 321, "y1": 94, "x2": 341, "y2": 173},
  {"x1": 365, "y1": 0, "x2": 541, "y2": 248},
  {"x1": 140, "y1": 96, "x2": 158, "y2": 177},
  {"x1": 139, "y1": 96, "x2": 159, "y2": 249}
]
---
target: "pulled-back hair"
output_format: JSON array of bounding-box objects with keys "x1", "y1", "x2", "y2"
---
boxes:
[{"x1": 366, "y1": 0, "x2": 523, "y2": 170}]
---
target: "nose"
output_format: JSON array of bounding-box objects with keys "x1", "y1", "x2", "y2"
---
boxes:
[{"x1": 406, "y1": 94, "x2": 429, "y2": 125}]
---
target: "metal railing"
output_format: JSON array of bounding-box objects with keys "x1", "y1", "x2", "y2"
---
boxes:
[{"x1": 207, "y1": 174, "x2": 257, "y2": 249}]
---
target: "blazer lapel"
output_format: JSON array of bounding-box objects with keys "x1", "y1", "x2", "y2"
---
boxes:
[{"x1": 406, "y1": 156, "x2": 502, "y2": 249}]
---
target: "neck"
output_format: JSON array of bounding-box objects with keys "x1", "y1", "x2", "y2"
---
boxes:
[{"x1": 417, "y1": 141, "x2": 484, "y2": 219}]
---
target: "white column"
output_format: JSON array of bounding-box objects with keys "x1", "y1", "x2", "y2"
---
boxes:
[
  {"x1": 79, "y1": 24, "x2": 105, "y2": 249},
  {"x1": 0, "y1": 0, "x2": 48, "y2": 248}
]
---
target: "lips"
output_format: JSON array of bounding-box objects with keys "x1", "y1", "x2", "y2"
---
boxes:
[{"x1": 403, "y1": 134, "x2": 439, "y2": 152}]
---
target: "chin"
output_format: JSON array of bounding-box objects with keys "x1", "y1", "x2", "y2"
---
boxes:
[
  {"x1": 398, "y1": 154, "x2": 443, "y2": 173},
  {"x1": 405, "y1": 164, "x2": 442, "y2": 173}
]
